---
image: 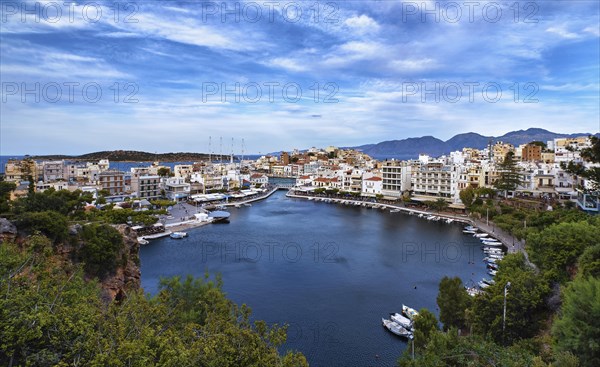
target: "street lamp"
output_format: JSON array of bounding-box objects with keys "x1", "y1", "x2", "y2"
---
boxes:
[{"x1": 503, "y1": 281, "x2": 511, "y2": 340}]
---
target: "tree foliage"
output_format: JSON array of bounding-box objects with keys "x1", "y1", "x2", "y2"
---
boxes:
[
  {"x1": 470, "y1": 253, "x2": 550, "y2": 345},
  {"x1": 494, "y1": 152, "x2": 524, "y2": 193},
  {"x1": 552, "y1": 277, "x2": 600, "y2": 367},
  {"x1": 0, "y1": 238, "x2": 308, "y2": 367},
  {"x1": 437, "y1": 277, "x2": 471, "y2": 331},
  {"x1": 527, "y1": 220, "x2": 600, "y2": 283}
]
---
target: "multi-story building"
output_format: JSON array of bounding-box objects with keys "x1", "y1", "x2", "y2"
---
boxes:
[
  {"x1": 42, "y1": 161, "x2": 64, "y2": 182},
  {"x1": 381, "y1": 160, "x2": 412, "y2": 198},
  {"x1": 136, "y1": 175, "x2": 161, "y2": 200},
  {"x1": 174, "y1": 164, "x2": 194, "y2": 179},
  {"x1": 3, "y1": 159, "x2": 38, "y2": 182},
  {"x1": 554, "y1": 136, "x2": 590, "y2": 164},
  {"x1": 522, "y1": 144, "x2": 542, "y2": 162},
  {"x1": 98, "y1": 170, "x2": 125, "y2": 195},
  {"x1": 164, "y1": 177, "x2": 190, "y2": 201},
  {"x1": 412, "y1": 162, "x2": 459, "y2": 202},
  {"x1": 362, "y1": 176, "x2": 382, "y2": 197},
  {"x1": 492, "y1": 142, "x2": 514, "y2": 163}
]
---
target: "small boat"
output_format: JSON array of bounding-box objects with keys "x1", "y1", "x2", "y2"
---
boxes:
[
  {"x1": 390, "y1": 209, "x2": 401, "y2": 213},
  {"x1": 402, "y1": 304, "x2": 419, "y2": 320},
  {"x1": 446, "y1": 219, "x2": 454, "y2": 224},
  {"x1": 390, "y1": 312, "x2": 413, "y2": 329},
  {"x1": 463, "y1": 230, "x2": 477, "y2": 234},
  {"x1": 235, "y1": 204, "x2": 241, "y2": 208},
  {"x1": 243, "y1": 203, "x2": 252, "y2": 207},
  {"x1": 418, "y1": 213, "x2": 424, "y2": 218},
  {"x1": 170, "y1": 232, "x2": 187, "y2": 239},
  {"x1": 138, "y1": 238, "x2": 149, "y2": 245},
  {"x1": 488, "y1": 269, "x2": 498, "y2": 276},
  {"x1": 474, "y1": 233, "x2": 489, "y2": 238},
  {"x1": 464, "y1": 225, "x2": 477, "y2": 231},
  {"x1": 465, "y1": 286, "x2": 483, "y2": 297},
  {"x1": 478, "y1": 280, "x2": 490, "y2": 289},
  {"x1": 382, "y1": 318, "x2": 413, "y2": 339},
  {"x1": 482, "y1": 278, "x2": 495, "y2": 285}
]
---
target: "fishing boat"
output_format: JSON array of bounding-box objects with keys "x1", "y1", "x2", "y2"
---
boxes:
[
  {"x1": 382, "y1": 318, "x2": 413, "y2": 339},
  {"x1": 390, "y1": 313, "x2": 413, "y2": 329},
  {"x1": 170, "y1": 232, "x2": 187, "y2": 239},
  {"x1": 402, "y1": 304, "x2": 419, "y2": 320}
]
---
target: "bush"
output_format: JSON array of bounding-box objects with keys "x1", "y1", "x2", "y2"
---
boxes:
[
  {"x1": 16, "y1": 211, "x2": 68, "y2": 243},
  {"x1": 78, "y1": 224, "x2": 125, "y2": 278}
]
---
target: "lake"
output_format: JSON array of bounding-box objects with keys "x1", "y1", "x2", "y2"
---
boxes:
[{"x1": 140, "y1": 190, "x2": 488, "y2": 367}]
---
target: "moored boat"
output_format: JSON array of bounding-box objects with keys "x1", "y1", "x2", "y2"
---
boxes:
[
  {"x1": 390, "y1": 312, "x2": 413, "y2": 329},
  {"x1": 382, "y1": 318, "x2": 413, "y2": 339},
  {"x1": 170, "y1": 232, "x2": 187, "y2": 239},
  {"x1": 402, "y1": 304, "x2": 419, "y2": 320}
]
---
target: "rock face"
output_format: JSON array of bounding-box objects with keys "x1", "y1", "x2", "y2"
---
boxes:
[
  {"x1": 0, "y1": 218, "x2": 18, "y2": 242},
  {"x1": 100, "y1": 224, "x2": 141, "y2": 303}
]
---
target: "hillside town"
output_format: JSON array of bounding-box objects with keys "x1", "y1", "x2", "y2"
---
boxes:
[{"x1": 2, "y1": 136, "x2": 599, "y2": 214}]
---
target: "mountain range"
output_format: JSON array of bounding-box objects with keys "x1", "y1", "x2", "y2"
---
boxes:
[{"x1": 349, "y1": 128, "x2": 598, "y2": 159}]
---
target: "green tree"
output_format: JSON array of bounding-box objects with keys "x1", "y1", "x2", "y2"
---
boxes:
[
  {"x1": 471, "y1": 253, "x2": 550, "y2": 345},
  {"x1": 412, "y1": 308, "x2": 439, "y2": 351},
  {"x1": 527, "y1": 220, "x2": 600, "y2": 283},
  {"x1": 459, "y1": 186, "x2": 475, "y2": 208},
  {"x1": 79, "y1": 223, "x2": 125, "y2": 278},
  {"x1": 552, "y1": 277, "x2": 600, "y2": 367},
  {"x1": 157, "y1": 167, "x2": 172, "y2": 177},
  {"x1": 577, "y1": 243, "x2": 600, "y2": 279},
  {"x1": 437, "y1": 277, "x2": 471, "y2": 331},
  {"x1": 16, "y1": 210, "x2": 68, "y2": 243},
  {"x1": 494, "y1": 152, "x2": 524, "y2": 194},
  {"x1": 0, "y1": 180, "x2": 16, "y2": 213}
]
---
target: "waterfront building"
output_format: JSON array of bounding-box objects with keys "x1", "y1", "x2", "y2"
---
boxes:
[
  {"x1": 164, "y1": 177, "x2": 190, "y2": 201},
  {"x1": 98, "y1": 170, "x2": 125, "y2": 195},
  {"x1": 412, "y1": 162, "x2": 459, "y2": 203},
  {"x1": 137, "y1": 175, "x2": 161, "y2": 200},
  {"x1": 381, "y1": 160, "x2": 412, "y2": 199},
  {"x1": 362, "y1": 176, "x2": 382, "y2": 197}
]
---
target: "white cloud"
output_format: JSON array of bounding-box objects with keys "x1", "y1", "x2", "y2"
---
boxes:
[
  {"x1": 268, "y1": 58, "x2": 308, "y2": 72},
  {"x1": 344, "y1": 14, "x2": 380, "y2": 34}
]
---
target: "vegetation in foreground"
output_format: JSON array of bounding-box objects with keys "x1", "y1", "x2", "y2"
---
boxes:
[{"x1": 0, "y1": 184, "x2": 307, "y2": 367}]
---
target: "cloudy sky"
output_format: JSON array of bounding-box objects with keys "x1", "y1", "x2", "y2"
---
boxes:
[{"x1": 1, "y1": 0, "x2": 599, "y2": 155}]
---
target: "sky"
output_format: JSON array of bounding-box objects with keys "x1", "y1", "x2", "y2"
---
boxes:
[{"x1": 1, "y1": 0, "x2": 599, "y2": 155}]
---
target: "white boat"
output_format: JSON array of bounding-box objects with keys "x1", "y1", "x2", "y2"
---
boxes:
[
  {"x1": 390, "y1": 313, "x2": 413, "y2": 329},
  {"x1": 390, "y1": 209, "x2": 401, "y2": 213},
  {"x1": 488, "y1": 269, "x2": 498, "y2": 276},
  {"x1": 382, "y1": 318, "x2": 413, "y2": 339},
  {"x1": 466, "y1": 287, "x2": 483, "y2": 297},
  {"x1": 426, "y1": 215, "x2": 436, "y2": 220},
  {"x1": 235, "y1": 204, "x2": 241, "y2": 208},
  {"x1": 464, "y1": 225, "x2": 477, "y2": 231},
  {"x1": 463, "y1": 230, "x2": 477, "y2": 234},
  {"x1": 243, "y1": 203, "x2": 252, "y2": 207},
  {"x1": 170, "y1": 232, "x2": 187, "y2": 239},
  {"x1": 446, "y1": 219, "x2": 454, "y2": 224},
  {"x1": 478, "y1": 280, "x2": 490, "y2": 289},
  {"x1": 482, "y1": 278, "x2": 495, "y2": 285},
  {"x1": 138, "y1": 238, "x2": 149, "y2": 245},
  {"x1": 418, "y1": 213, "x2": 424, "y2": 218},
  {"x1": 402, "y1": 304, "x2": 419, "y2": 320},
  {"x1": 474, "y1": 233, "x2": 489, "y2": 238}
]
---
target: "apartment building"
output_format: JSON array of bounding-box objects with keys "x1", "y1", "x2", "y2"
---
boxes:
[
  {"x1": 98, "y1": 170, "x2": 125, "y2": 195},
  {"x1": 412, "y1": 162, "x2": 459, "y2": 202},
  {"x1": 381, "y1": 160, "x2": 412, "y2": 198}
]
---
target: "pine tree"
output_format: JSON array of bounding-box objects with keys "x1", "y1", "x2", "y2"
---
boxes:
[{"x1": 494, "y1": 152, "x2": 524, "y2": 195}]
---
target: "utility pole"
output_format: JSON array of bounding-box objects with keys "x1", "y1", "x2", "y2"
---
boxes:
[
  {"x1": 503, "y1": 281, "x2": 511, "y2": 343},
  {"x1": 486, "y1": 207, "x2": 489, "y2": 226}
]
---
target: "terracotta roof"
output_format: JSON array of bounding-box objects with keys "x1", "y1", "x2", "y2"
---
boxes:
[
  {"x1": 250, "y1": 173, "x2": 265, "y2": 179},
  {"x1": 298, "y1": 175, "x2": 311, "y2": 179},
  {"x1": 365, "y1": 177, "x2": 382, "y2": 181}
]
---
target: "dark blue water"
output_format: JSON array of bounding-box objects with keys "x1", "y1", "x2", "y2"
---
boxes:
[{"x1": 140, "y1": 191, "x2": 488, "y2": 367}]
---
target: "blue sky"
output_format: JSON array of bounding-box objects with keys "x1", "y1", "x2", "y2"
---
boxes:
[{"x1": 1, "y1": 0, "x2": 599, "y2": 155}]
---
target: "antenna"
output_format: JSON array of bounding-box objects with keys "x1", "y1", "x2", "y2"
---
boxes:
[
  {"x1": 230, "y1": 137, "x2": 234, "y2": 164},
  {"x1": 241, "y1": 138, "x2": 245, "y2": 166},
  {"x1": 219, "y1": 136, "x2": 223, "y2": 165}
]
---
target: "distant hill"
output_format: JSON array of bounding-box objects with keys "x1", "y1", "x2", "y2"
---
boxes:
[
  {"x1": 31, "y1": 150, "x2": 210, "y2": 162},
  {"x1": 354, "y1": 128, "x2": 597, "y2": 158}
]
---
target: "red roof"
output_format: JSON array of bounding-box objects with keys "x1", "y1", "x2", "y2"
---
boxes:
[
  {"x1": 298, "y1": 175, "x2": 311, "y2": 179},
  {"x1": 250, "y1": 173, "x2": 265, "y2": 179},
  {"x1": 365, "y1": 177, "x2": 382, "y2": 181}
]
